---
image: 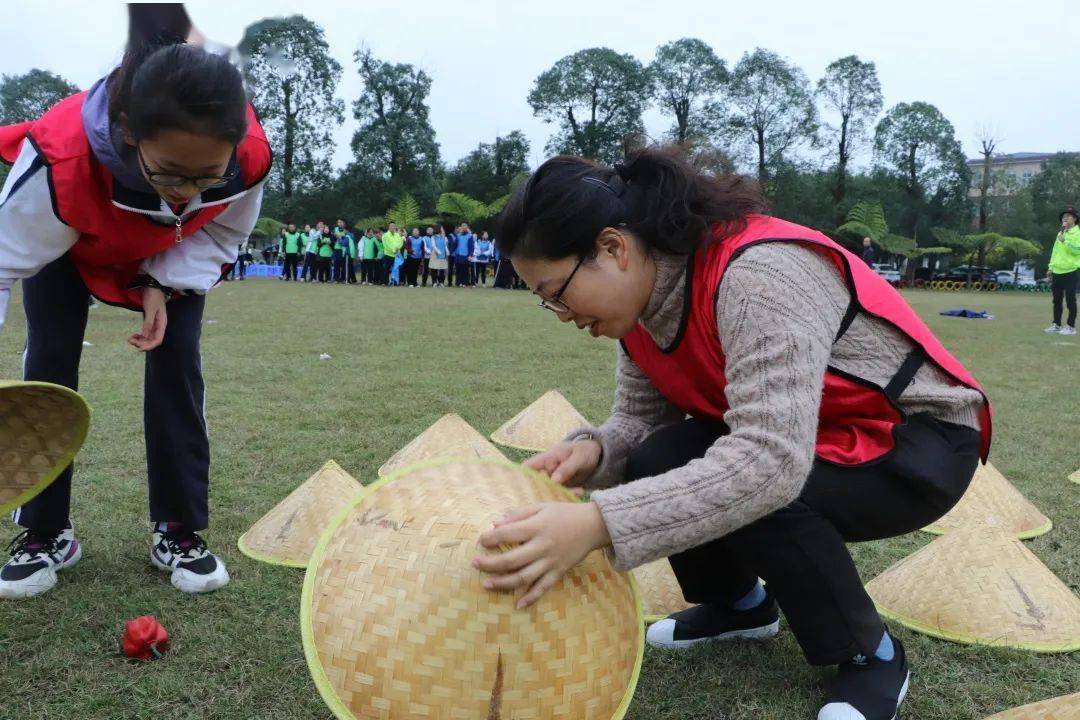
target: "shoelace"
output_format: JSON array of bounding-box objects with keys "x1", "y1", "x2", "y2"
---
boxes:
[
  {"x1": 161, "y1": 531, "x2": 208, "y2": 561},
  {"x1": 7, "y1": 529, "x2": 60, "y2": 562}
]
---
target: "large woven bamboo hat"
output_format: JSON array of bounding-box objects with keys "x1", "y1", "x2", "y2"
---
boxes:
[
  {"x1": 491, "y1": 390, "x2": 590, "y2": 453},
  {"x1": 867, "y1": 527, "x2": 1080, "y2": 652},
  {"x1": 238, "y1": 460, "x2": 365, "y2": 568},
  {"x1": 983, "y1": 692, "x2": 1080, "y2": 719},
  {"x1": 632, "y1": 559, "x2": 692, "y2": 624},
  {"x1": 377, "y1": 414, "x2": 505, "y2": 477},
  {"x1": 923, "y1": 462, "x2": 1052, "y2": 539},
  {"x1": 0, "y1": 381, "x2": 90, "y2": 514},
  {"x1": 302, "y1": 458, "x2": 644, "y2": 720}
]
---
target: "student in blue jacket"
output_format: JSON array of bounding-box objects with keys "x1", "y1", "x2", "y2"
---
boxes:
[{"x1": 454, "y1": 223, "x2": 475, "y2": 287}]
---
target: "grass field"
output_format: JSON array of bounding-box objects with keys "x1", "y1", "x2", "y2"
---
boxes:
[{"x1": 0, "y1": 280, "x2": 1076, "y2": 720}]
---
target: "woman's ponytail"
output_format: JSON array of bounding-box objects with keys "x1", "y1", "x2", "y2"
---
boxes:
[
  {"x1": 108, "y1": 4, "x2": 247, "y2": 144},
  {"x1": 497, "y1": 145, "x2": 767, "y2": 261}
]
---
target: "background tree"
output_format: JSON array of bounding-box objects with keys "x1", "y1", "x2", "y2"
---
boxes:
[
  {"x1": 873, "y1": 102, "x2": 969, "y2": 236},
  {"x1": 240, "y1": 15, "x2": 344, "y2": 211},
  {"x1": 721, "y1": 48, "x2": 818, "y2": 186},
  {"x1": 0, "y1": 69, "x2": 80, "y2": 186},
  {"x1": 648, "y1": 38, "x2": 727, "y2": 144},
  {"x1": 933, "y1": 227, "x2": 1040, "y2": 281},
  {"x1": 528, "y1": 48, "x2": 650, "y2": 163},
  {"x1": 352, "y1": 49, "x2": 442, "y2": 208},
  {"x1": 974, "y1": 131, "x2": 998, "y2": 232},
  {"x1": 0, "y1": 69, "x2": 80, "y2": 124},
  {"x1": 815, "y1": 55, "x2": 882, "y2": 216},
  {"x1": 444, "y1": 131, "x2": 530, "y2": 203}
]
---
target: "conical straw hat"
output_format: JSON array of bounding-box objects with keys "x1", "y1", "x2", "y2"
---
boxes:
[
  {"x1": 633, "y1": 559, "x2": 692, "y2": 624},
  {"x1": 923, "y1": 462, "x2": 1052, "y2": 539},
  {"x1": 867, "y1": 526, "x2": 1080, "y2": 652},
  {"x1": 377, "y1": 413, "x2": 505, "y2": 477},
  {"x1": 238, "y1": 460, "x2": 364, "y2": 568},
  {"x1": 0, "y1": 381, "x2": 90, "y2": 514},
  {"x1": 983, "y1": 692, "x2": 1080, "y2": 719},
  {"x1": 491, "y1": 390, "x2": 590, "y2": 453},
  {"x1": 302, "y1": 458, "x2": 644, "y2": 720}
]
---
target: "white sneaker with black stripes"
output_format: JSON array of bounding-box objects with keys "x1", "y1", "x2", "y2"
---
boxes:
[
  {"x1": 0, "y1": 526, "x2": 82, "y2": 599},
  {"x1": 150, "y1": 522, "x2": 230, "y2": 594}
]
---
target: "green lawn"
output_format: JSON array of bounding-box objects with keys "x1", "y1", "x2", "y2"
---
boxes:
[{"x1": 0, "y1": 281, "x2": 1076, "y2": 720}]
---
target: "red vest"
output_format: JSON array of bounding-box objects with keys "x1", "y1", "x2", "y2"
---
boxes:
[
  {"x1": 621, "y1": 215, "x2": 992, "y2": 465},
  {"x1": 0, "y1": 90, "x2": 271, "y2": 309}
]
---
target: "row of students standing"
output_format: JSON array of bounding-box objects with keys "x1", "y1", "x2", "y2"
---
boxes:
[
  {"x1": 272, "y1": 220, "x2": 502, "y2": 288},
  {"x1": 397, "y1": 223, "x2": 497, "y2": 288}
]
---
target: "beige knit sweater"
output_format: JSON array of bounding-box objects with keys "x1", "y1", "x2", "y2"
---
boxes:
[{"x1": 571, "y1": 242, "x2": 984, "y2": 572}]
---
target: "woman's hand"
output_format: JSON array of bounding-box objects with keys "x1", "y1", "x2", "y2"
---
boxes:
[
  {"x1": 524, "y1": 439, "x2": 602, "y2": 497},
  {"x1": 128, "y1": 287, "x2": 168, "y2": 352},
  {"x1": 473, "y1": 501, "x2": 611, "y2": 608}
]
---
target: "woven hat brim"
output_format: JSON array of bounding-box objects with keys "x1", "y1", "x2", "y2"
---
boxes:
[
  {"x1": 871, "y1": 602, "x2": 1080, "y2": 653},
  {"x1": 922, "y1": 518, "x2": 1054, "y2": 540},
  {"x1": 237, "y1": 460, "x2": 365, "y2": 568},
  {"x1": 377, "y1": 414, "x2": 505, "y2": 477},
  {"x1": 982, "y1": 691, "x2": 1080, "y2": 719},
  {"x1": 490, "y1": 391, "x2": 589, "y2": 453},
  {"x1": 921, "y1": 462, "x2": 1053, "y2": 539},
  {"x1": 300, "y1": 457, "x2": 645, "y2": 720},
  {"x1": 0, "y1": 381, "x2": 90, "y2": 513}
]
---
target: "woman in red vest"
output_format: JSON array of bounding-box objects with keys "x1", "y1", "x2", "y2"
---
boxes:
[
  {"x1": 474, "y1": 148, "x2": 990, "y2": 720},
  {"x1": 0, "y1": 7, "x2": 269, "y2": 599}
]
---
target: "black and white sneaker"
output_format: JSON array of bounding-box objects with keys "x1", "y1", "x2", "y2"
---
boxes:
[
  {"x1": 818, "y1": 633, "x2": 910, "y2": 720},
  {"x1": 0, "y1": 527, "x2": 82, "y2": 599},
  {"x1": 646, "y1": 589, "x2": 781, "y2": 649},
  {"x1": 150, "y1": 522, "x2": 230, "y2": 594}
]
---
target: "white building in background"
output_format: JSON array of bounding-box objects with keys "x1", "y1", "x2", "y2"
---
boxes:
[{"x1": 966, "y1": 152, "x2": 1056, "y2": 197}]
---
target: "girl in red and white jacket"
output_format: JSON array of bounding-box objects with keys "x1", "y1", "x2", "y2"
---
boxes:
[{"x1": 0, "y1": 6, "x2": 270, "y2": 599}]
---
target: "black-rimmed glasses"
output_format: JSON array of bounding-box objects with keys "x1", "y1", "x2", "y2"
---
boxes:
[
  {"x1": 538, "y1": 254, "x2": 586, "y2": 314},
  {"x1": 137, "y1": 146, "x2": 238, "y2": 190}
]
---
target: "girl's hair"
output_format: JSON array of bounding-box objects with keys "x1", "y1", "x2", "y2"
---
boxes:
[
  {"x1": 109, "y1": 4, "x2": 247, "y2": 144},
  {"x1": 497, "y1": 145, "x2": 767, "y2": 260}
]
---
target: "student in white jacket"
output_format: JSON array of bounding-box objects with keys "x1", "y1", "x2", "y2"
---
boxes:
[{"x1": 0, "y1": 6, "x2": 270, "y2": 599}]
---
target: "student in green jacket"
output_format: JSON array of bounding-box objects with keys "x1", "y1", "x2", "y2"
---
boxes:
[
  {"x1": 373, "y1": 231, "x2": 386, "y2": 284},
  {"x1": 280, "y1": 223, "x2": 303, "y2": 281},
  {"x1": 360, "y1": 229, "x2": 378, "y2": 284},
  {"x1": 316, "y1": 229, "x2": 335, "y2": 283},
  {"x1": 1047, "y1": 206, "x2": 1080, "y2": 335}
]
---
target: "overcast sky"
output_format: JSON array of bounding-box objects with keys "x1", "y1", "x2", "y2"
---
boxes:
[{"x1": 2, "y1": 0, "x2": 1072, "y2": 172}]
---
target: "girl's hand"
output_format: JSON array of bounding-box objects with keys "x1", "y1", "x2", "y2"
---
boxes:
[
  {"x1": 524, "y1": 440, "x2": 602, "y2": 497},
  {"x1": 473, "y1": 501, "x2": 611, "y2": 608},
  {"x1": 128, "y1": 287, "x2": 168, "y2": 352}
]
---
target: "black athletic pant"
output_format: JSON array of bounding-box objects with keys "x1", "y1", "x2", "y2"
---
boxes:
[
  {"x1": 455, "y1": 259, "x2": 471, "y2": 287},
  {"x1": 282, "y1": 252, "x2": 299, "y2": 280},
  {"x1": 447, "y1": 257, "x2": 455, "y2": 285},
  {"x1": 474, "y1": 261, "x2": 488, "y2": 285},
  {"x1": 317, "y1": 257, "x2": 331, "y2": 282},
  {"x1": 380, "y1": 257, "x2": 393, "y2": 285},
  {"x1": 1051, "y1": 269, "x2": 1077, "y2": 328},
  {"x1": 421, "y1": 259, "x2": 430, "y2": 287},
  {"x1": 404, "y1": 257, "x2": 420, "y2": 286},
  {"x1": 14, "y1": 254, "x2": 211, "y2": 532},
  {"x1": 301, "y1": 251, "x2": 316, "y2": 281},
  {"x1": 345, "y1": 257, "x2": 356, "y2": 284},
  {"x1": 627, "y1": 401, "x2": 979, "y2": 666}
]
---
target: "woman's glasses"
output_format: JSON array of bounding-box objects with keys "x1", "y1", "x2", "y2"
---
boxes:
[
  {"x1": 137, "y1": 146, "x2": 238, "y2": 190},
  {"x1": 538, "y1": 255, "x2": 586, "y2": 314}
]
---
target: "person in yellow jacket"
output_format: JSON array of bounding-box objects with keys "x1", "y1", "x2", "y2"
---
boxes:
[
  {"x1": 380, "y1": 223, "x2": 404, "y2": 286},
  {"x1": 1046, "y1": 206, "x2": 1080, "y2": 335}
]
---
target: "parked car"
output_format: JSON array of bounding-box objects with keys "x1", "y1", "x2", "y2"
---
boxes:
[
  {"x1": 871, "y1": 263, "x2": 901, "y2": 283},
  {"x1": 995, "y1": 270, "x2": 1036, "y2": 288},
  {"x1": 934, "y1": 265, "x2": 996, "y2": 283}
]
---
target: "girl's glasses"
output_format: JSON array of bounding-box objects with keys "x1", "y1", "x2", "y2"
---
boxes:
[{"x1": 137, "y1": 146, "x2": 238, "y2": 190}]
